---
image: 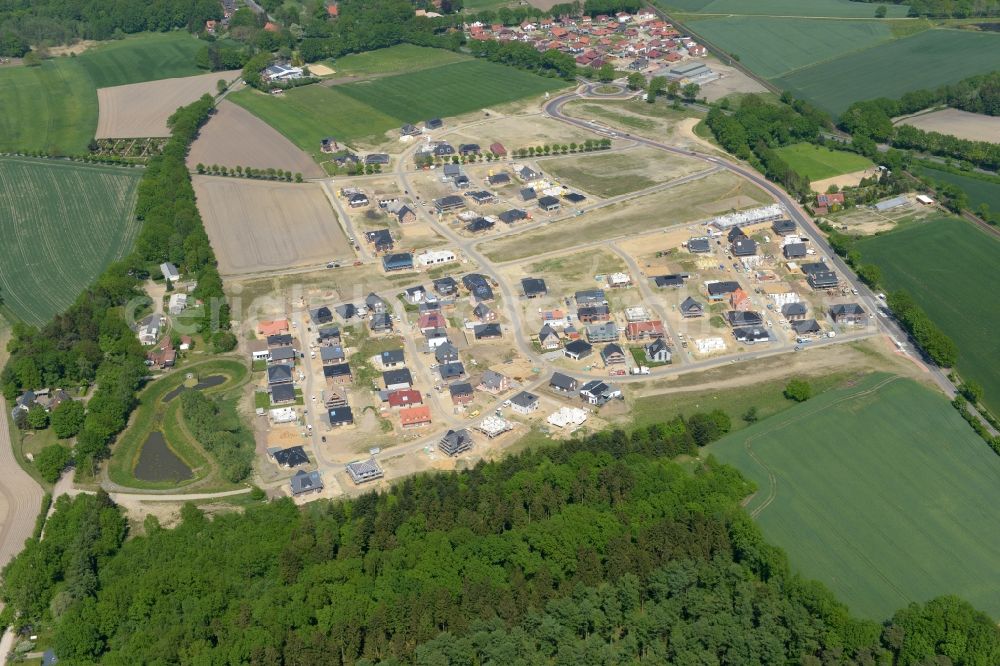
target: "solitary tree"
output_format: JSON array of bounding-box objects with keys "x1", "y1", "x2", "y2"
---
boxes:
[
  {"x1": 784, "y1": 379, "x2": 812, "y2": 402},
  {"x1": 626, "y1": 72, "x2": 645, "y2": 90},
  {"x1": 597, "y1": 62, "x2": 616, "y2": 83},
  {"x1": 216, "y1": 79, "x2": 228, "y2": 94},
  {"x1": 874, "y1": 4, "x2": 887, "y2": 18},
  {"x1": 681, "y1": 82, "x2": 700, "y2": 102}
]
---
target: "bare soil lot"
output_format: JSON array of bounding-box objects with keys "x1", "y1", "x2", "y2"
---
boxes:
[
  {"x1": 698, "y1": 60, "x2": 769, "y2": 102},
  {"x1": 445, "y1": 113, "x2": 605, "y2": 154},
  {"x1": 483, "y1": 170, "x2": 772, "y2": 262},
  {"x1": 96, "y1": 70, "x2": 240, "y2": 138},
  {"x1": 187, "y1": 100, "x2": 324, "y2": 178},
  {"x1": 194, "y1": 176, "x2": 351, "y2": 275},
  {"x1": 541, "y1": 147, "x2": 706, "y2": 198},
  {"x1": 894, "y1": 107, "x2": 1000, "y2": 143}
]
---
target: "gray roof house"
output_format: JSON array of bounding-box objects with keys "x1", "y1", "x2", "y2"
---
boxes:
[
  {"x1": 564, "y1": 339, "x2": 593, "y2": 360},
  {"x1": 435, "y1": 342, "x2": 460, "y2": 364},
  {"x1": 267, "y1": 364, "x2": 294, "y2": 385},
  {"x1": 346, "y1": 457, "x2": 384, "y2": 484},
  {"x1": 290, "y1": 469, "x2": 324, "y2": 496},
  {"x1": 549, "y1": 372, "x2": 578, "y2": 393},
  {"x1": 510, "y1": 391, "x2": 539, "y2": 414},
  {"x1": 680, "y1": 296, "x2": 704, "y2": 318},
  {"x1": 645, "y1": 338, "x2": 670, "y2": 363},
  {"x1": 586, "y1": 321, "x2": 618, "y2": 343},
  {"x1": 439, "y1": 429, "x2": 474, "y2": 457}
]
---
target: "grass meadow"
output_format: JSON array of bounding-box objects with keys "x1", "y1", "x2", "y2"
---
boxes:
[
  {"x1": 666, "y1": 0, "x2": 910, "y2": 17},
  {"x1": 232, "y1": 60, "x2": 567, "y2": 149},
  {"x1": 0, "y1": 157, "x2": 142, "y2": 325},
  {"x1": 912, "y1": 164, "x2": 1000, "y2": 214},
  {"x1": 855, "y1": 217, "x2": 1000, "y2": 416},
  {"x1": 708, "y1": 374, "x2": 1000, "y2": 620},
  {"x1": 774, "y1": 29, "x2": 1000, "y2": 115},
  {"x1": 328, "y1": 44, "x2": 471, "y2": 77},
  {"x1": 0, "y1": 32, "x2": 205, "y2": 154},
  {"x1": 774, "y1": 143, "x2": 873, "y2": 180}
]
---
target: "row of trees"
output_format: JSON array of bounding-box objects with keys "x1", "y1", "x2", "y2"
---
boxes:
[
  {"x1": 4, "y1": 414, "x2": 998, "y2": 663},
  {"x1": 466, "y1": 38, "x2": 578, "y2": 80},
  {"x1": 513, "y1": 138, "x2": 612, "y2": 157},
  {"x1": 0, "y1": 0, "x2": 222, "y2": 54},
  {"x1": 892, "y1": 124, "x2": 1000, "y2": 171},
  {"x1": 886, "y1": 291, "x2": 959, "y2": 367},
  {"x1": 195, "y1": 163, "x2": 304, "y2": 181},
  {"x1": 854, "y1": 0, "x2": 1000, "y2": 17},
  {"x1": 1, "y1": 95, "x2": 228, "y2": 474}
]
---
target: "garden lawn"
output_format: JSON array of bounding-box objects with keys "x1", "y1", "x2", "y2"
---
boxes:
[
  {"x1": 0, "y1": 157, "x2": 142, "y2": 325},
  {"x1": 855, "y1": 217, "x2": 1000, "y2": 416},
  {"x1": 774, "y1": 143, "x2": 873, "y2": 180},
  {"x1": 775, "y1": 29, "x2": 1000, "y2": 116},
  {"x1": 329, "y1": 44, "x2": 471, "y2": 77},
  {"x1": 687, "y1": 16, "x2": 894, "y2": 78},
  {"x1": 666, "y1": 0, "x2": 910, "y2": 16},
  {"x1": 708, "y1": 374, "x2": 1000, "y2": 620},
  {"x1": 0, "y1": 59, "x2": 98, "y2": 155}
]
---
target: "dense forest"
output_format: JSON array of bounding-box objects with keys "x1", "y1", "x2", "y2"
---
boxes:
[
  {"x1": 0, "y1": 96, "x2": 231, "y2": 474},
  {"x1": 706, "y1": 95, "x2": 828, "y2": 197},
  {"x1": 0, "y1": 0, "x2": 221, "y2": 55},
  {"x1": 3, "y1": 421, "x2": 998, "y2": 664}
]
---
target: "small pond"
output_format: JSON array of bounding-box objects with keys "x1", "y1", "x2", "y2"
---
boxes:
[
  {"x1": 134, "y1": 431, "x2": 193, "y2": 483},
  {"x1": 162, "y1": 374, "x2": 227, "y2": 403}
]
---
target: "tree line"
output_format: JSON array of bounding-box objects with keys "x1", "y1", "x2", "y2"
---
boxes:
[
  {"x1": 0, "y1": 0, "x2": 222, "y2": 56},
  {"x1": 2, "y1": 415, "x2": 997, "y2": 664},
  {"x1": 852, "y1": 0, "x2": 1000, "y2": 17},
  {"x1": 706, "y1": 94, "x2": 828, "y2": 198},
  {"x1": 1, "y1": 95, "x2": 231, "y2": 475}
]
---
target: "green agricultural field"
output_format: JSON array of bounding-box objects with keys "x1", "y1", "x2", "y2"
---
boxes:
[
  {"x1": 708, "y1": 374, "x2": 1000, "y2": 620},
  {"x1": 75, "y1": 32, "x2": 205, "y2": 88},
  {"x1": 775, "y1": 29, "x2": 1000, "y2": 115},
  {"x1": 774, "y1": 143, "x2": 873, "y2": 180},
  {"x1": 337, "y1": 60, "x2": 566, "y2": 125},
  {"x1": 913, "y1": 164, "x2": 1000, "y2": 215},
  {"x1": 232, "y1": 60, "x2": 567, "y2": 150},
  {"x1": 329, "y1": 44, "x2": 471, "y2": 77},
  {"x1": 0, "y1": 157, "x2": 142, "y2": 326},
  {"x1": 856, "y1": 217, "x2": 1000, "y2": 415},
  {"x1": 687, "y1": 16, "x2": 894, "y2": 79},
  {"x1": 667, "y1": 0, "x2": 910, "y2": 17},
  {"x1": 0, "y1": 32, "x2": 206, "y2": 154},
  {"x1": 0, "y1": 59, "x2": 98, "y2": 155}
]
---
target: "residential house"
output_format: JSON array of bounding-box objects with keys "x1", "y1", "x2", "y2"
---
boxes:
[
  {"x1": 267, "y1": 364, "x2": 293, "y2": 386},
  {"x1": 328, "y1": 406, "x2": 354, "y2": 427},
  {"x1": 366, "y1": 292, "x2": 389, "y2": 314},
  {"x1": 439, "y1": 362, "x2": 466, "y2": 381},
  {"x1": 792, "y1": 319, "x2": 822, "y2": 336},
  {"x1": 401, "y1": 123, "x2": 422, "y2": 137},
  {"x1": 577, "y1": 305, "x2": 611, "y2": 323},
  {"x1": 549, "y1": 372, "x2": 578, "y2": 394},
  {"x1": 653, "y1": 274, "x2": 685, "y2": 288},
  {"x1": 499, "y1": 208, "x2": 528, "y2": 224},
  {"x1": 518, "y1": 166, "x2": 540, "y2": 181},
  {"x1": 645, "y1": 338, "x2": 671, "y2": 363},
  {"x1": 365, "y1": 229, "x2": 394, "y2": 253},
  {"x1": 258, "y1": 319, "x2": 289, "y2": 336},
  {"x1": 383, "y1": 368, "x2": 413, "y2": 391},
  {"x1": 388, "y1": 389, "x2": 422, "y2": 408},
  {"x1": 459, "y1": 143, "x2": 481, "y2": 155},
  {"x1": 365, "y1": 153, "x2": 390, "y2": 166},
  {"x1": 439, "y1": 429, "x2": 474, "y2": 456},
  {"x1": 382, "y1": 253, "x2": 414, "y2": 272},
  {"x1": 434, "y1": 195, "x2": 465, "y2": 213},
  {"x1": 772, "y1": 219, "x2": 797, "y2": 236},
  {"x1": 510, "y1": 391, "x2": 539, "y2": 415},
  {"x1": 347, "y1": 192, "x2": 369, "y2": 208},
  {"x1": 680, "y1": 297, "x2": 704, "y2": 318},
  {"x1": 370, "y1": 313, "x2": 393, "y2": 333},
  {"x1": 687, "y1": 237, "x2": 711, "y2": 253},
  {"x1": 404, "y1": 285, "x2": 426, "y2": 304},
  {"x1": 519, "y1": 187, "x2": 537, "y2": 201},
  {"x1": 473, "y1": 303, "x2": 497, "y2": 323},
  {"x1": 469, "y1": 190, "x2": 497, "y2": 205},
  {"x1": 320, "y1": 346, "x2": 346, "y2": 365},
  {"x1": 418, "y1": 311, "x2": 447, "y2": 331},
  {"x1": 601, "y1": 343, "x2": 627, "y2": 366},
  {"x1": 463, "y1": 274, "x2": 494, "y2": 301},
  {"x1": 271, "y1": 446, "x2": 309, "y2": 468},
  {"x1": 160, "y1": 262, "x2": 180, "y2": 283},
  {"x1": 564, "y1": 339, "x2": 593, "y2": 360},
  {"x1": 317, "y1": 326, "x2": 341, "y2": 345},
  {"x1": 146, "y1": 337, "x2": 176, "y2": 369},
  {"x1": 474, "y1": 323, "x2": 502, "y2": 340},
  {"x1": 137, "y1": 314, "x2": 162, "y2": 346},
  {"x1": 580, "y1": 380, "x2": 621, "y2": 406},
  {"x1": 449, "y1": 382, "x2": 475, "y2": 406},
  {"x1": 625, "y1": 320, "x2": 664, "y2": 341},
  {"x1": 400, "y1": 405, "x2": 432, "y2": 428},
  {"x1": 380, "y1": 349, "x2": 405, "y2": 368},
  {"x1": 575, "y1": 289, "x2": 606, "y2": 306},
  {"x1": 477, "y1": 370, "x2": 510, "y2": 394},
  {"x1": 816, "y1": 192, "x2": 845, "y2": 208},
  {"x1": 269, "y1": 346, "x2": 296, "y2": 364},
  {"x1": 346, "y1": 458, "x2": 383, "y2": 484},
  {"x1": 830, "y1": 303, "x2": 868, "y2": 325},
  {"x1": 290, "y1": 470, "x2": 324, "y2": 496},
  {"x1": 168, "y1": 293, "x2": 187, "y2": 315},
  {"x1": 323, "y1": 363, "x2": 352, "y2": 385},
  {"x1": 805, "y1": 266, "x2": 839, "y2": 290},
  {"x1": 782, "y1": 302, "x2": 808, "y2": 321},
  {"x1": 466, "y1": 217, "x2": 495, "y2": 234},
  {"x1": 335, "y1": 303, "x2": 358, "y2": 320},
  {"x1": 393, "y1": 204, "x2": 416, "y2": 224},
  {"x1": 727, "y1": 311, "x2": 764, "y2": 327},
  {"x1": 586, "y1": 321, "x2": 618, "y2": 343},
  {"x1": 729, "y1": 288, "x2": 753, "y2": 311},
  {"x1": 416, "y1": 249, "x2": 456, "y2": 267},
  {"x1": 425, "y1": 118, "x2": 443, "y2": 130},
  {"x1": 433, "y1": 276, "x2": 458, "y2": 297},
  {"x1": 248, "y1": 339, "x2": 270, "y2": 362},
  {"x1": 538, "y1": 323, "x2": 561, "y2": 350},
  {"x1": 435, "y1": 342, "x2": 460, "y2": 364},
  {"x1": 564, "y1": 192, "x2": 586, "y2": 204},
  {"x1": 521, "y1": 277, "x2": 548, "y2": 298},
  {"x1": 731, "y1": 237, "x2": 757, "y2": 257},
  {"x1": 270, "y1": 384, "x2": 295, "y2": 405},
  {"x1": 538, "y1": 195, "x2": 561, "y2": 211},
  {"x1": 733, "y1": 327, "x2": 770, "y2": 344},
  {"x1": 707, "y1": 281, "x2": 741, "y2": 300},
  {"x1": 783, "y1": 243, "x2": 808, "y2": 259},
  {"x1": 424, "y1": 328, "x2": 449, "y2": 349}
]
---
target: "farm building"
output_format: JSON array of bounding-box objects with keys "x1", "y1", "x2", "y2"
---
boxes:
[
  {"x1": 665, "y1": 62, "x2": 718, "y2": 84},
  {"x1": 874, "y1": 195, "x2": 908, "y2": 212},
  {"x1": 160, "y1": 262, "x2": 180, "y2": 283}
]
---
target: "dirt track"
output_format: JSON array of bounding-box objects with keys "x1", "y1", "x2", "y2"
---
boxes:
[
  {"x1": 187, "y1": 100, "x2": 324, "y2": 178},
  {"x1": 96, "y1": 70, "x2": 240, "y2": 138},
  {"x1": 193, "y1": 176, "x2": 351, "y2": 275}
]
